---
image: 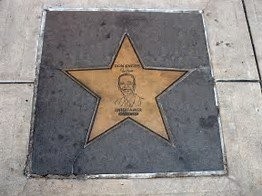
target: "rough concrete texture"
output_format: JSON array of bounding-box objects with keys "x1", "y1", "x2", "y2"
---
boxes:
[
  {"x1": 0, "y1": 0, "x2": 262, "y2": 195},
  {"x1": 244, "y1": 0, "x2": 262, "y2": 79},
  {"x1": 204, "y1": 0, "x2": 260, "y2": 80},
  {"x1": 0, "y1": 84, "x2": 33, "y2": 196}
]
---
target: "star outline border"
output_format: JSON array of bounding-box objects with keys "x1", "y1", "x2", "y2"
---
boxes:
[{"x1": 62, "y1": 33, "x2": 190, "y2": 145}]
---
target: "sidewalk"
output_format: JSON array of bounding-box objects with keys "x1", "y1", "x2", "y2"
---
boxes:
[{"x1": 0, "y1": 0, "x2": 261, "y2": 195}]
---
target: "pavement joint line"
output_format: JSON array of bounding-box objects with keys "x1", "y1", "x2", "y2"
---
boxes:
[
  {"x1": 242, "y1": 0, "x2": 262, "y2": 92},
  {"x1": 0, "y1": 81, "x2": 34, "y2": 84},
  {"x1": 216, "y1": 80, "x2": 261, "y2": 83}
]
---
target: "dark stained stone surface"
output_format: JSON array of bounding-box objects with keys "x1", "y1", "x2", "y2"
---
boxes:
[{"x1": 28, "y1": 11, "x2": 225, "y2": 176}]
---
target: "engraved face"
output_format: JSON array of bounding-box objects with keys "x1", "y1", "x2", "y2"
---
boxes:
[{"x1": 118, "y1": 73, "x2": 136, "y2": 96}]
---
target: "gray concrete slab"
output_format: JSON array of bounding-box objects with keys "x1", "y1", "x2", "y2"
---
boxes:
[
  {"x1": 243, "y1": 0, "x2": 262, "y2": 78},
  {"x1": 0, "y1": 84, "x2": 33, "y2": 196},
  {"x1": 0, "y1": 0, "x2": 260, "y2": 82},
  {"x1": 0, "y1": 83, "x2": 261, "y2": 195},
  {"x1": 0, "y1": 1, "x2": 41, "y2": 82},
  {"x1": 204, "y1": 0, "x2": 259, "y2": 80},
  {"x1": 216, "y1": 82, "x2": 262, "y2": 194}
]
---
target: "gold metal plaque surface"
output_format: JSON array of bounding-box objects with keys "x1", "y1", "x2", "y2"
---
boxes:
[{"x1": 65, "y1": 35, "x2": 187, "y2": 142}]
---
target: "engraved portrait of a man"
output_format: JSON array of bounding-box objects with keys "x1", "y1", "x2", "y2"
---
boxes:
[{"x1": 115, "y1": 73, "x2": 143, "y2": 107}]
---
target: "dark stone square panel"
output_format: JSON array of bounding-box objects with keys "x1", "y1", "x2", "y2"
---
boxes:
[{"x1": 27, "y1": 10, "x2": 225, "y2": 177}]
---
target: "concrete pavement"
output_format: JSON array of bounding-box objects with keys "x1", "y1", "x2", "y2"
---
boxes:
[{"x1": 0, "y1": 0, "x2": 261, "y2": 195}]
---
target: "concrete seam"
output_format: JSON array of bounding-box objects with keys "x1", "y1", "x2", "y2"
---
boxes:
[
  {"x1": 0, "y1": 81, "x2": 34, "y2": 84},
  {"x1": 241, "y1": 0, "x2": 262, "y2": 93}
]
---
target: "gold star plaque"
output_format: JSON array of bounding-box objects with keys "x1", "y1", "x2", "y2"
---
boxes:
[{"x1": 64, "y1": 34, "x2": 187, "y2": 142}]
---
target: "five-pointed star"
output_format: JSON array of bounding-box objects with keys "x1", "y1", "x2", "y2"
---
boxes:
[{"x1": 65, "y1": 34, "x2": 187, "y2": 142}]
